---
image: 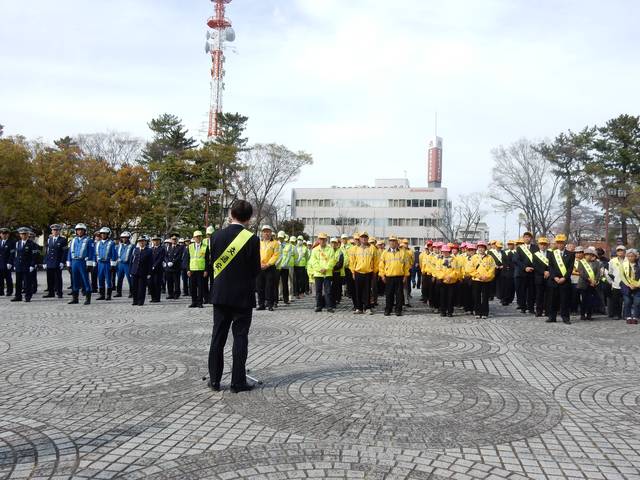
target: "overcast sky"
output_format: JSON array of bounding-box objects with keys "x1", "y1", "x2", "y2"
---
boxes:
[{"x1": 2, "y1": 0, "x2": 639, "y2": 239}]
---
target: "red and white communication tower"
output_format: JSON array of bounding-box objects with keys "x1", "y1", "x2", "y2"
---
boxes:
[{"x1": 205, "y1": 0, "x2": 236, "y2": 139}]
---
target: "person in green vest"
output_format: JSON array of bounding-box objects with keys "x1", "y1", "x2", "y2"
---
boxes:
[
  {"x1": 307, "y1": 233, "x2": 337, "y2": 313},
  {"x1": 294, "y1": 235, "x2": 309, "y2": 299},
  {"x1": 287, "y1": 235, "x2": 298, "y2": 301},
  {"x1": 275, "y1": 231, "x2": 294, "y2": 305},
  {"x1": 186, "y1": 230, "x2": 210, "y2": 308}
]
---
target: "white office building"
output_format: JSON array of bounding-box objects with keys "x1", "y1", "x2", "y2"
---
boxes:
[{"x1": 291, "y1": 179, "x2": 448, "y2": 246}]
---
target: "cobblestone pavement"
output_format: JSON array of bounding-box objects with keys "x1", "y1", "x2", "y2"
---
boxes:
[{"x1": 2, "y1": 285, "x2": 640, "y2": 479}]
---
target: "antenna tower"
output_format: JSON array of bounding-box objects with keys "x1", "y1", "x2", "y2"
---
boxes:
[{"x1": 205, "y1": 0, "x2": 236, "y2": 139}]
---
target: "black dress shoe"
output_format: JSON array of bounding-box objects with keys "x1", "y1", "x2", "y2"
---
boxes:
[
  {"x1": 563, "y1": 319, "x2": 572, "y2": 324},
  {"x1": 10, "y1": 297, "x2": 21, "y2": 302},
  {"x1": 268, "y1": 307, "x2": 274, "y2": 311},
  {"x1": 384, "y1": 312, "x2": 391, "y2": 316},
  {"x1": 545, "y1": 318, "x2": 556, "y2": 323},
  {"x1": 132, "y1": 302, "x2": 138, "y2": 306},
  {"x1": 207, "y1": 380, "x2": 220, "y2": 392},
  {"x1": 230, "y1": 384, "x2": 255, "y2": 394},
  {"x1": 188, "y1": 304, "x2": 197, "y2": 308},
  {"x1": 256, "y1": 306, "x2": 266, "y2": 311},
  {"x1": 43, "y1": 294, "x2": 54, "y2": 298}
]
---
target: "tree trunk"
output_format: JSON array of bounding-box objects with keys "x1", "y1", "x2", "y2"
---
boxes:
[
  {"x1": 564, "y1": 186, "x2": 572, "y2": 238},
  {"x1": 621, "y1": 213, "x2": 628, "y2": 245}
]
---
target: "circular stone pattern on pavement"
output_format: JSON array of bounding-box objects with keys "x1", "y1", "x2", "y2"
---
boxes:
[
  {"x1": 0, "y1": 417, "x2": 78, "y2": 478},
  {"x1": 115, "y1": 443, "x2": 532, "y2": 479},
  {"x1": 298, "y1": 330, "x2": 505, "y2": 362},
  {"x1": 1, "y1": 346, "x2": 187, "y2": 401},
  {"x1": 223, "y1": 365, "x2": 562, "y2": 449}
]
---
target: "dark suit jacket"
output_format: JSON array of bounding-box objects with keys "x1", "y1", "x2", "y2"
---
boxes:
[
  {"x1": 14, "y1": 239, "x2": 38, "y2": 273},
  {"x1": 0, "y1": 238, "x2": 16, "y2": 270},
  {"x1": 164, "y1": 244, "x2": 181, "y2": 271},
  {"x1": 515, "y1": 243, "x2": 538, "y2": 277},
  {"x1": 210, "y1": 224, "x2": 260, "y2": 309},
  {"x1": 532, "y1": 249, "x2": 550, "y2": 285},
  {"x1": 150, "y1": 246, "x2": 165, "y2": 273},
  {"x1": 547, "y1": 248, "x2": 574, "y2": 287},
  {"x1": 130, "y1": 247, "x2": 152, "y2": 277},
  {"x1": 44, "y1": 235, "x2": 68, "y2": 268}
]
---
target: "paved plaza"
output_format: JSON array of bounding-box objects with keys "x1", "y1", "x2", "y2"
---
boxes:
[{"x1": 2, "y1": 286, "x2": 640, "y2": 479}]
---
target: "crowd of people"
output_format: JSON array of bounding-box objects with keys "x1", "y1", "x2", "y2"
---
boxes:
[{"x1": 2, "y1": 224, "x2": 639, "y2": 324}]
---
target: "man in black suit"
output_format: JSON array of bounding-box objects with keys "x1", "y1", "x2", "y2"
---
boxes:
[
  {"x1": 546, "y1": 234, "x2": 574, "y2": 324},
  {"x1": 207, "y1": 200, "x2": 261, "y2": 393},
  {"x1": 130, "y1": 236, "x2": 152, "y2": 306},
  {"x1": 515, "y1": 231, "x2": 538, "y2": 314},
  {"x1": 43, "y1": 224, "x2": 68, "y2": 298},
  {"x1": 0, "y1": 227, "x2": 16, "y2": 296},
  {"x1": 11, "y1": 227, "x2": 37, "y2": 302},
  {"x1": 164, "y1": 235, "x2": 182, "y2": 299},
  {"x1": 149, "y1": 235, "x2": 165, "y2": 303}
]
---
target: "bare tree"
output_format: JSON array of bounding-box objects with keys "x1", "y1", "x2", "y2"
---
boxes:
[
  {"x1": 566, "y1": 204, "x2": 603, "y2": 243},
  {"x1": 76, "y1": 131, "x2": 144, "y2": 166},
  {"x1": 235, "y1": 143, "x2": 313, "y2": 231},
  {"x1": 432, "y1": 193, "x2": 487, "y2": 242},
  {"x1": 490, "y1": 139, "x2": 562, "y2": 237}
]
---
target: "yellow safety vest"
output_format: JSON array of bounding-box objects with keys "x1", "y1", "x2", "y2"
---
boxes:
[
  {"x1": 189, "y1": 243, "x2": 207, "y2": 271},
  {"x1": 553, "y1": 249, "x2": 567, "y2": 276}
]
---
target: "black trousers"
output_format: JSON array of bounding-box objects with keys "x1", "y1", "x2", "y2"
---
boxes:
[
  {"x1": 430, "y1": 280, "x2": 441, "y2": 309},
  {"x1": 315, "y1": 277, "x2": 333, "y2": 309},
  {"x1": 208, "y1": 305, "x2": 252, "y2": 387},
  {"x1": 331, "y1": 273, "x2": 342, "y2": 304},
  {"x1": 166, "y1": 270, "x2": 180, "y2": 298},
  {"x1": 535, "y1": 281, "x2": 547, "y2": 316},
  {"x1": 501, "y1": 271, "x2": 515, "y2": 305},
  {"x1": 609, "y1": 288, "x2": 623, "y2": 318},
  {"x1": 462, "y1": 279, "x2": 473, "y2": 312},
  {"x1": 580, "y1": 286, "x2": 598, "y2": 318},
  {"x1": 0, "y1": 269, "x2": 13, "y2": 296},
  {"x1": 344, "y1": 268, "x2": 354, "y2": 298},
  {"x1": 548, "y1": 282, "x2": 572, "y2": 321},
  {"x1": 440, "y1": 282, "x2": 455, "y2": 316},
  {"x1": 354, "y1": 272, "x2": 371, "y2": 311},
  {"x1": 14, "y1": 271, "x2": 32, "y2": 300},
  {"x1": 384, "y1": 276, "x2": 404, "y2": 314},
  {"x1": 517, "y1": 274, "x2": 535, "y2": 312},
  {"x1": 473, "y1": 280, "x2": 491, "y2": 316},
  {"x1": 46, "y1": 267, "x2": 63, "y2": 296},
  {"x1": 190, "y1": 271, "x2": 205, "y2": 306},
  {"x1": 257, "y1": 266, "x2": 276, "y2": 308},
  {"x1": 131, "y1": 274, "x2": 147, "y2": 305},
  {"x1": 150, "y1": 270, "x2": 163, "y2": 301},
  {"x1": 293, "y1": 266, "x2": 307, "y2": 296},
  {"x1": 421, "y1": 274, "x2": 431, "y2": 302},
  {"x1": 182, "y1": 270, "x2": 190, "y2": 295},
  {"x1": 279, "y1": 268, "x2": 290, "y2": 303},
  {"x1": 91, "y1": 267, "x2": 98, "y2": 292}
]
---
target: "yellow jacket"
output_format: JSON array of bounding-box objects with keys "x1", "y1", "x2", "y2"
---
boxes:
[
  {"x1": 419, "y1": 251, "x2": 430, "y2": 274},
  {"x1": 471, "y1": 253, "x2": 496, "y2": 282},
  {"x1": 379, "y1": 249, "x2": 411, "y2": 277},
  {"x1": 260, "y1": 240, "x2": 280, "y2": 266},
  {"x1": 372, "y1": 247, "x2": 382, "y2": 274},
  {"x1": 463, "y1": 254, "x2": 479, "y2": 278},
  {"x1": 351, "y1": 245, "x2": 376, "y2": 274},
  {"x1": 437, "y1": 256, "x2": 460, "y2": 284}
]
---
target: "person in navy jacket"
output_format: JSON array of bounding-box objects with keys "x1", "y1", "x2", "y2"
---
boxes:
[
  {"x1": 130, "y1": 236, "x2": 152, "y2": 306},
  {"x1": 0, "y1": 227, "x2": 15, "y2": 297},
  {"x1": 43, "y1": 223, "x2": 68, "y2": 298},
  {"x1": 149, "y1": 235, "x2": 165, "y2": 303},
  {"x1": 11, "y1": 227, "x2": 37, "y2": 302}
]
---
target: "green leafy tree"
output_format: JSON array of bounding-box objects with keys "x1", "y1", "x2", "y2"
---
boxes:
[
  {"x1": 589, "y1": 114, "x2": 640, "y2": 245},
  {"x1": 536, "y1": 127, "x2": 595, "y2": 238},
  {"x1": 0, "y1": 137, "x2": 36, "y2": 227},
  {"x1": 140, "y1": 114, "x2": 197, "y2": 235}
]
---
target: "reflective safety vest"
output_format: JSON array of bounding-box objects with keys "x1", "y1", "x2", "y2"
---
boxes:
[
  {"x1": 535, "y1": 250, "x2": 549, "y2": 266},
  {"x1": 189, "y1": 243, "x2": 207, "y2": 271},
  {"x1": 295, "y1": 244, "x2": 310, "y2": 267},
  {"x1": 621, "y1": 260, "x2": 640, "y2": 289}
]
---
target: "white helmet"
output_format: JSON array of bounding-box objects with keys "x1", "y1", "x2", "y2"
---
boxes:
[
  {"x1": 75, "y1": 223, "x2": 87, "y2": 231},
  {"x1": 99, "y1": 227, "x2": 111, "y2": 235},
  {"x1": 120, "y1": 231, "x2": 131, "y2": 238}
]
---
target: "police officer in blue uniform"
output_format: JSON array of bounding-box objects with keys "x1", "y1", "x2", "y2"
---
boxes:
[
  {"x1": 0, "y1": 227, "x2": 15, "y2": 297},
  {"x1": 95, "y1": 227, "x2": 117, "y2": 301},
  {"x1": 115, "y1": 231, "x2": 134, "y2": 298},
  {"x1": 130, "y1": 235, "x2": 152, "y2": 306},
  {"x1": 43, "y1": 224, "x2": 68, "y2": 298},
  {"x1": 11, "y1": 227, "x2": 37, "y2": 302},
  {"x1": 67, "y1": 223, "x2": 96, "y2": 305}
]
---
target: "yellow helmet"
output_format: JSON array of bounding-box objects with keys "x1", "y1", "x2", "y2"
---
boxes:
[{"x1": 554, "y1": 234, "x2": 567, "y2": 243}]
